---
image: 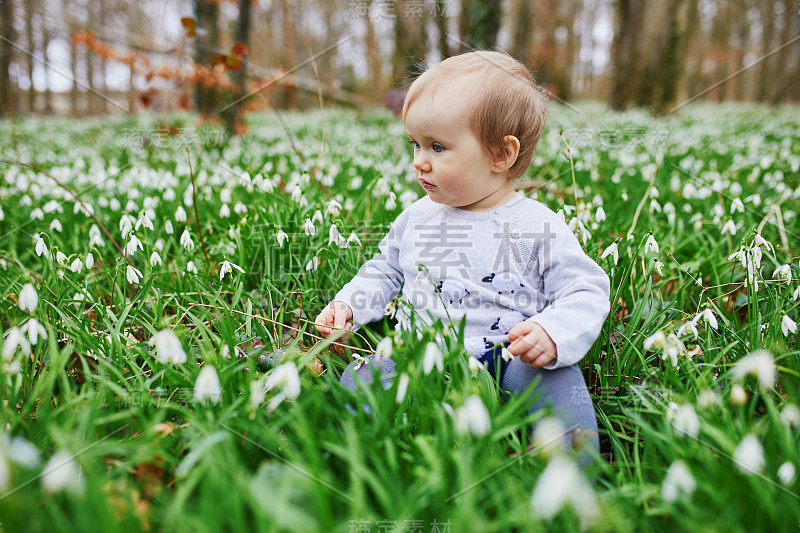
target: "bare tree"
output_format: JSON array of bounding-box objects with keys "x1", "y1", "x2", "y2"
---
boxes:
[
  {"x1": 223, "y1": 0, "x2": 251, "y2": 136},
  {"x1": 364, "y1": 0, "x2": 384, "y2": 98},
  {"x1": 392, "y1": 0, "x2": 427, "y2": 87},
  {"x1": 193, "y1": 0, "x2": 220, "y2": 116},
  {"x1": 610, "y1": 0, "x2": 645, "y2": 110},
  {"x1": 0, "y1": 0, "x2": 13, "y2": 117}
]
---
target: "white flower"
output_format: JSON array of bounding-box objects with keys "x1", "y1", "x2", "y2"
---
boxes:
[
  {"x1": 697, "y1": 388, "x2": 720, "y2": 409},
  {"x1": 384, "y1": 300, "x2": 396, "y2": 319},
  {"x1": 312, "y1": 210, "x2": 323, "y2": 225},
  {"x1": 186, "y1": 261, "x2": 198, "y2": 274},
  {"x1": 126, "y1": 265, "x2": 142, "y2": 284},
  {"x1": 644, "y1": 331, "x2": 684, "y2": 367},
  {"x1": 56, "y1": 251, "x2": 68, "y2": 265},
  {"x1": 673, "y1": 404, "x2": 700, "y2": 438},
  {"x1": 303, "y1": 218, "x2": 315, "y2": 237},
  {"x1": 69, "y1": 258, "x2": 82, "y2": 273},
  {"x1": 41, "y1": 451, "x2": 85, "y2": 496},
  {"x1": 730, "y1": 384, "x2": 748, "y2": 405},
  {"x1": 85, "y1": 253, "x2": 94, "y2": 270},
  {"x1": 264, "y1": 362, "x2": 301, "y2": 410},
  {"x1": 149, "y1": 329, "x2": 187, "y2": 364},
  {"x1": 19, "y1": 283, "x2": 38, "y2": 312},
  {"x1": 730, "y1": 197, "x2": 744, "y2": 213},
  {"x1": 501, "y1": 347, "x2": 514, "y2": 363},
  {"x1": 164, "y1": 220, "x2": 174, "y2": 235},
  {"x1": 276, "y1": 229, "x2": 288, "y2": 248},
  {"x1": 193, "y1": 366, "x2": 222, "y2": 404},
  {"x1": 219, "y1": 260, "x2": 245, "y2": 280},
  {"x1": 49, "y1": 219, "x2": 62, "y2": 232},
  {"x1": 732, "y1": 349, "x2": 775, "y2": 390},
  {"x1": 234, "y1": 201, "x2": 247, "y2": 215},
  {"x1": 693, "y1": 309, "x2": 718, "y2": 330},
  {"x1": 119, "y1": 214, "x2": 134, "y2": 238},
  {"x1": 753, "y1": 233, "x2": 773, "y2": 252},
  {"x1": 347, "y1": 232, "x2": 362, "y2": 247},
  {"x1": 328, "y1": 224, "x2": 343, "y2": 247},
  {"x1": 150, "y1": 251, "x2": 162, "y2": 267},
  {"x1": 305, "y1": 256, "x2": 319, "y2": 271},
  {"x1": 773, "y1": 264, "x2": 792, "y2": 283},
  {"x1": 325, "y1": 199, "x2": 342, "y2": 218},
  {"x1": 126, "y1": 234, "x2": 143, "y2": 256},
  {"x1": 2, "y1": 327, "x2": 31, "y2": 359},
  {"x1": 375, "y1": 337, "x2": 393, "y2": 358},
  {"x1": 777, "y1": 462, "x2": 796, "y2": 486},
  {"x1": 219, "y1": 203, "x2": 230, "y2": 218},
  {"x1": 180, "y1": 230, "x2": 195, "y2": 251},
  {"x1": 88, "y1": 225, "x2": 104, "y2": 248},
  {"x1": 662, "y1": 460, "x2": 696, "y2": 503},
  {"x1": 249, "y1": 379, "x2": 265, "y2": 411},
  {"x1": 385, "y1": 191, "x2": 397, "y2": 210},
  {"x1": 728, "y1": 250, "x2": 746, "y2": 268},
  {"x1": 35, "y1": 237, "x2": 48, "y2": 257},
  {"x1": 733, "y1": 434, "x2": 764, "y2": 475},
  {"x1": 780, "y1": 404, "x2": 800, "y2": 428},
  {"x1": 782, "y1": 315, "x2": 797, "y2": 337},
  {"x1": 30, "y1": 207, "x2": 44, "y2": 220},
  {"x1": 530, "y1": 455, "x2": 599, "y2": 527},
  {"x1": 467, "y1": 356, "x2": 484, "y2": 372},
  {"x1": 644, "y1": 234, "x2": 659, "y2": 254},
  {"x1": 533, "y1": 417, "x2": 567, "y2": 457},
  {"x1": 1, "y1": 434, "x2": 40, "y2": 470},
  {"x1": 453, "y1": 395, "x2": 491, "y2": 436},
  {"x1": 794, "y1": 286, "x2": 800, "y2": 300},
  {"x1": 721, "y1": 220, "x2": 737, "y2": 235},
  {"x1": 422, "y1": 342, "x2": 444, "y2": 375},
  {"x1": 677, "y1": 320, "x2": 699, "y2": 340},
  {"x1": 175, "y1": 206, "x2": 187, "y2": 223},
  {"x1": 396, "y1": 373, "x2": 410, "y2": 404},
  {"x1": 653, "y1": 260, "x2": 664, "y2": 276},
  {"x1": 601, "y1": 242, "x2": 618, "y2": 265},
  {"x1": 24, "y1": 318, "x2": 47, "y2": 346},
  {"x1": 595, "y1": 206, "x2": 606, "y2": 222}
]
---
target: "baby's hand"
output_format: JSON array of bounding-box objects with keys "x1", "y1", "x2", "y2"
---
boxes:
[
  {"x1": 314, "y1": 301, "x2": 354, "y2": 355},
  {"x1": 507, "y1": 321, "x2": 557, "y2": 368}
]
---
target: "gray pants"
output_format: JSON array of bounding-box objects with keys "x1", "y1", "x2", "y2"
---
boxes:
[{"x1": 340, "y1": 355, "x2": 600, "y2": 469}]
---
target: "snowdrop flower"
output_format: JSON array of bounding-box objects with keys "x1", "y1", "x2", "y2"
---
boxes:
[
  {"x1": 88, "y1": 225, "x2": 104, "y2": 248},
  {"x1": 732, "y1": 350, "x2": 775, "y2": 390},
  {"x1": 453, "y1": 395, "x2": 491, "y2": 436},
  {"x1": 325, "y1": 199, "x2": 342, "y2": 218},
  {"x1": 728, "y1": 250, "x2": 746, "y2": 268},
  {"x1": 85, "y1": 253, "x2": 94, "y2": 270},
  {"x1": 773, "y1": 264, "x2": 792, "y2": 283},
  {"x1": 501, "y1": 347, "x2": 514, "y2": 363},
  {"x1": 249, "y1": 379, "x2": 265, "y2": 411},
  {"x1": 533, "y1": 417, "x2": 567, "y2": 457},
  {"x1": 126, "y1": 234, "x2": 143, "y2": 256},
  {"x1": 385, "y1": 191, "x2": 397, "y2": 210},
  {"x1": 180, "y1": 230, "x2": 195, "y2": 251},
  {"x1": 677, "y1": 320, "x2": 698, "y2": 340},
  {"x1": 730, "y1": 384, "x2": 748, "y2": 405},
  {"x1": 782, "y1": 315, "x2": 797, "y2": 337},
  {"x1": 49, "y1": 219, "x2": 62, "y2": 232},
  {"x1": 395, "y1": 373, "x2": 410, "y2": 404},
  {"x1": 733, "y1": 434, "x2": 764, "y2": 475},
  {"x1": 530, "y1": 455, "x2": 599, "y2": 527},
  {"x1": 126, "y1": 265, "x2": 142, "y2": 284},
  {"x1": 730, "y1": 197, "x2": 744, "y2": 213},
  {"x1": 312, "y1": 210, "x2": 323, "y2": 225},
  {"x1": 19, "y1": 283, "x2": 38, "y2": 312},
  {"x1": 303, "y1": 218, "x2": 316, "y2": 237},
  {"x1": 290, "y1": 187, "x2": 303, "y2": 203},
  {"x1": 595, "y1": 206, "x2": 606, "y2": 222},
  {"x1": 753, "y1": 233, "x2": 773, "y2": 252},
  {"x1": 352, "y1": 353, "x2": 367, "y2": 371},
  {"x1": 329, "y1": 224, "x2": 343, "y2": 247},
  {"x1": 653, "y1": 260, "x2": 664, "y2": 276},
  {"x1": 35, "y1": 237, "x2": 48, "y2": 257},
  {"x1": 136, "y1": 213, "x2": 154, "y2": 231},
  {"x1": 644, "y1": 331, "x2": 684, "y2": 367},
  {"x1": 219, "y1": 260, "x2": 245, "y2": 280},
  {"x1": 2, "y1": 327, "x2": 30, "y2": 359},
  {"x1": 794, "y1": 286, "x2": 800, "y2": 300},
  {"x1": 662, "y1": 460, "x2": 696, "y2": 503},
  {"x1": 276, "y1": 229, "x2": 288, "y2": 248},
  {"x1": 780, "y1": 404, "x2": 800, "y2": 428},
  {"x1": 56, "y1": 251, "x2": 68, "y2": 265},
  {"x1": 468, "y1": 356, "x2": 484, "y2": 372},
  {"x1": 384, "y1": 300, "x2": 397, "y2": 319},
  {"x1": 721, "y1": 220, "x2": 737, "y2": 235},
  {"x1": 193, "y1": 366, "x2": 222, "y2": 404},
  {"x1": 41, "y1": 451, "x2": 85, "y2": 496},
  {"x1": 119, "y1": 214, "x2": 134, "y2": 239},
  {"x1": 672, "y1": 404, "x2": 700, "y2": 438},
  {"x1": 150, "y1": 251, "x2": 162, "y2": 267},
  {"x1": 186, "y1": 261, "x2": 198, "y2": 274},
  {"x1": 601, "y1": 242, "x2": 619, "y2": 265},
  {"x1": 175, "y1": 206, "x2": 187, "y2": 223},
  {"x1": 697, "y1": 388, "x2": 720, "y2": 409},
  {"x1": 219, "y1": 203, "x2": 230, "y2": 218},
  {"x1": 644, "y1": 234, "x2": 659, "y2": 254},
  {"x1": 24, "y1": 318, "x2": 47, "y2": 346},
  {"x1": 264, "y1": 362, "x2": 301, "y2": 411},
  {"x1": 422, "y1": 342, "x2": 444, "y2": 374},
  {"x1": 693, "y1": 309, "x2": 718, "y2": 330},
  {"x1": 375, "y1": 337, "x2": 393, "y2": 358},
  {"x1": 305, "y1": 256, "x2": 319, "y2": 271},
  {"x1": 347, "y1": 232, "x2": 362, "y2": 247},
  {"x1": 234, "y1": 202, "x2": 247, "y2": 215},
  {"x1": 149, "y1": 329, "x2": 187, "y2": 364},
  {"x1": 30, "y1": 207, "x2": 44, "y2": 220},
  {"x1": 777, "y1": 462, "x2": 796, "y2": 486}
]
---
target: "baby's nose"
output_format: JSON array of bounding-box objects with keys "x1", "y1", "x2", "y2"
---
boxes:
[{"x1": 413, "y1": 152, "x2": 431, "y2": 173}]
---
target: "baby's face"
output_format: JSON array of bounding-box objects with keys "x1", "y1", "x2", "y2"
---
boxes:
[{"x1": 404, "y1": 78, "x2": 514, "y2": 211}]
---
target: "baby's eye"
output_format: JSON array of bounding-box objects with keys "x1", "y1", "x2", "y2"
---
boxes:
[
  {"x1": 432, "y1": 144, "x2": 445, "y2": 153},
  {"x1": 408, "y1": 140, "x2": 420, "y2": 150}
]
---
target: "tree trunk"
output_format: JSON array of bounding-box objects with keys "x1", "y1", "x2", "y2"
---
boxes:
[
  {"x1": 86, "y1": 1, "x2": 95, "y2": 113},
  {"x1": 610, "y1": 0, "x2": 644, "y2": 110},
  {"x1": 0, "y1": 0, "x2": 13, "y2": 117},
  {"x1": 510, "y1": 0, "x2": 532, "y2": 64},
  {"x1": 434, "y1": 0, "x2": 451, "y2": 59},
  {"x1": 531, "y1": 0, "x2": 556, "y2": 92},
  {"x1": 223, "y1": 0, "x2": 251, "y2": 136},
  {"x1": 364, "y1": 0, "x2": 383, "y2": 98},
  {"x1": 42, "y1": 15, "x2": 52, "y2": 114},
  {"x1": 770, "y1": 0, "x2": 794, "y2": 104},
  {"x1": 657, "y1": 0, "x2": 685, "y2": 112},
  {"x1": 193, "y1": 0, "x2": 220, "y2": 116},
  {"x1": 98, "y1": 0, "x2": 108, "y2": 113},
  {"x1": 278, "y1": 0, "x2": 297, "y2": 108},
  {"x1": 25, "y1": 0, "x2": 35, "y2": 113},
  {"x1": 458, "y1": 0, "x2": 502, "y2": 51},
  {"x1": 392, "y1": 0, "x2": 427, "y2": 87}
]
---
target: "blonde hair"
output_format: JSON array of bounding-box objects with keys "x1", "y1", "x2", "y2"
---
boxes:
[{"x1": 402, "y1": 50, "x2": 549, "y2": 181}]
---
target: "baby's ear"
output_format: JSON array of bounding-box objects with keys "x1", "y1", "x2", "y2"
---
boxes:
[{"x1": 491, "y1": 135, "x2": 520, "y2": 172}]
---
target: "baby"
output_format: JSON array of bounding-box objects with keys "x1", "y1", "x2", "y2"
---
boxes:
[{"x1": 315, "y1": 50, "x2": 610, "y2": 464}]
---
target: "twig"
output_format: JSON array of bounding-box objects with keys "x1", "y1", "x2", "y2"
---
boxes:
[
  {"x1": 0, "y1": 159, "x2": 125, "y2": 258},
  {"x1": 558, "y1": 132, "x2": 581, "y2": 222},
  {"x1": 185, "y1": 148, "x2": 211, "y2": 266},
  {"x1": 626, "y1": 161, "x2": 660, "y2": 240}
]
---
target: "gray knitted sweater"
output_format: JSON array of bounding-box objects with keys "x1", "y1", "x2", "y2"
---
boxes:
[{"x1": 334, "y1": 192, "x2": 610, "y2": 369}]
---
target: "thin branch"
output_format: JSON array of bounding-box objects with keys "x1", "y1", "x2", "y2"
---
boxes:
[{"x1": 185, "y1": 148, "x2": 211, "y2": 266}]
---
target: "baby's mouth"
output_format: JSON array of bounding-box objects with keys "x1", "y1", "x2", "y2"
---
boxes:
[{"x1": 419, "y1": 178, "x2": 436, "y2": 190}]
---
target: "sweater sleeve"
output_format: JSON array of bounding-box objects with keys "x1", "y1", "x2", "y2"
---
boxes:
[
  {"x1": 525, "y1": 216, "x2": 610, "y2": 370},
  {"x1": 333, "y1": 212, "x2": 407, "y2": 327}
]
